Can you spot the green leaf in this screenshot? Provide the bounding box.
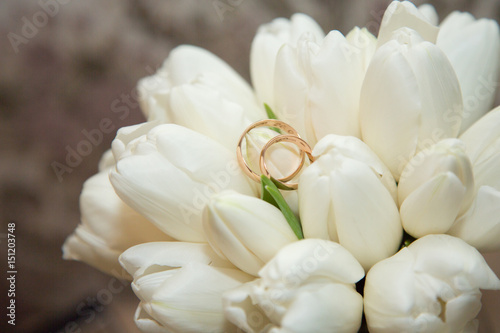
[264,103,277,119]
[260,175,304,239]
[264,103,281,133]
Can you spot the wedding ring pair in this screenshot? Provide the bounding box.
[236,120,315,190]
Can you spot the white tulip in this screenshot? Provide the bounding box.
[139,45,261,124]
[250,13,324,109]
[364,234,500,333]
[223,239,364,333]
[459,106,500,191]
[299,135,402,271]
[437,11,500,133]
[273,27,376,144]
[377,0,439,47]
[449,186,500,252]
[360,27,463,180]
[62,152,171,279]
[398,139,475,238]
[418,4,439,26]
[120,242,253,333]
[203,191,298,276]
[161,79,262,151]
[449,106,500,251]
[110,124,258,242]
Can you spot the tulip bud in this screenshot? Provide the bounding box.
[437,12,500,133]
[449,107,500,251]
[223,239,364,333]
[459,106,500,191]
[418,4,439,26]
[377,0,439,47]
[63,152,171,279]
[250,13,324,109]
[139,45,261,124]
[398,139,475,238]
[203,191,298,276]
[274,28,376,144]
[364,234,500,333]
[164,80,262,151]
[120,242,253,333]
[299,135,402,271]
[110,124,258,243]
[360,27,463,180]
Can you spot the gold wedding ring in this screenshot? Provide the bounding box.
[260,134,315,190]
[236,119,314,190]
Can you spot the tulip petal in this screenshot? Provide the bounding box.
[328,159,402,270]
[360,27,463,180]
[377,1,439,47]
[250,13,324,109]
[364,235,500,333]
[139,262,252,333]
[203,191,298,276]
[280,283,363,333]
[460,106,500,191]
[63,167,171,278]
[274,29,376,144]
[110,124,257,242]
[418,4,439,26]
[259,239,365,285]
[134,305,171,333]
[139,45,258,123]
[449,186,500,252]
[119,242,234,279]
[400,172,466,237]
[438,12,500,132]
[168,81,256,150]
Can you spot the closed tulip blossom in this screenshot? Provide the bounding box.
[203,191,298,276]
[223,239,364,333]
[120,242,253,332]
[110,123,258,242]
[63,1,500,332]
[449,106,500,251]
[364,235,500,333]
[299,134,402,271]
[63,150,172,279]
[398,139,475,238]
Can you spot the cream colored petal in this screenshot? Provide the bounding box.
[110,124,257,242]
[250,13,324,109]
[360,28,462,180]
[377,1,438,47]
[438,12,500,133]
[203,191,298,276]
[449,186,500,252]
[400,172,466,237]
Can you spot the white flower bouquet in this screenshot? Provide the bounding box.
[63,1,500,332]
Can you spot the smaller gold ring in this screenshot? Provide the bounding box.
[259,134,315,190]
[236,120,305,183]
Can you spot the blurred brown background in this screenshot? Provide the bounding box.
[0,0,499,332]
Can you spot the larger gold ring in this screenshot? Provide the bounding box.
[259,134,315,190]
[236,120,305,183]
